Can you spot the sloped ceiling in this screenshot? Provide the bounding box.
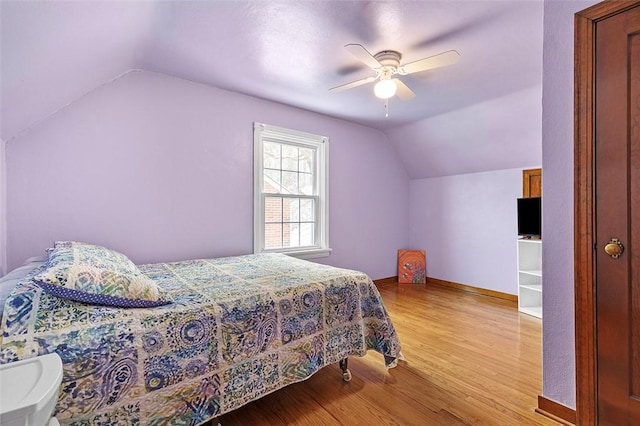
[0,0,543,178]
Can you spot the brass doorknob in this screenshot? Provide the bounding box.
[604,238,624,259]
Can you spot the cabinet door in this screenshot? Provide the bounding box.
[522,168,542,198]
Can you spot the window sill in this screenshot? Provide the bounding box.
[268,247,332,259]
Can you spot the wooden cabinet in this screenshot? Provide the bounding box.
[517,239,542,318]
[522,168,542,198]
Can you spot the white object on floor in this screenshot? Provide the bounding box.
[0,353,63,426]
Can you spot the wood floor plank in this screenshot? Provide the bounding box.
[215,283,559,425]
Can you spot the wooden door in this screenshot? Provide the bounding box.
[575,2,640,425]
[594,5,640,424]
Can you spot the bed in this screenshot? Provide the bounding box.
[0,242,402,425]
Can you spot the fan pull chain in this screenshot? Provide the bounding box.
[385,99,389,118]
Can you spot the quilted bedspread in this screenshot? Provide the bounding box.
[0,253,401,425]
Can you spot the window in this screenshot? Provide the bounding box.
[254,123,330,258]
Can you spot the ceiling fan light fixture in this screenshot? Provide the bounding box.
[374,79,397,99]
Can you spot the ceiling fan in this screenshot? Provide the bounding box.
[330,44,460,100]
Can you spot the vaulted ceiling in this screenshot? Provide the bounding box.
[0,1,543,178]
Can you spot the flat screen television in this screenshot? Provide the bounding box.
[517,197,541,238]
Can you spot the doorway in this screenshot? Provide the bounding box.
[575,1,640,424]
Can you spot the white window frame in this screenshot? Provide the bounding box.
[254,122,330,259]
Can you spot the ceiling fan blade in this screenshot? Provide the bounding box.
[329,75,377,92]
[395,79,416,100]
[344,43,381,69]
[399,50,460,75]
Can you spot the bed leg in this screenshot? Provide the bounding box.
[339,358,352,382]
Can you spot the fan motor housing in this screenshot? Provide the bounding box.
[374,50,402,68]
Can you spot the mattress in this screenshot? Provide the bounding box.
[0,259,46,319]
[0,253,401,425]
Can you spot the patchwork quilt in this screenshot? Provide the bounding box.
[0,253,401,425]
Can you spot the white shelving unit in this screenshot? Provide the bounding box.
[517,239,542,318]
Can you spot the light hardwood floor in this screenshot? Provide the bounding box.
[215,282,559,425]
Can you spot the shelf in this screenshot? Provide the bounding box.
[518,238,541,244]
[519,305,542,318]
[520,284,542,292]
[517,238,542,319]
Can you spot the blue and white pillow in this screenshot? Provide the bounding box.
[34,242,171,308]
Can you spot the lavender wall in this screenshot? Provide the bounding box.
[409,168,530,295]
[0,138,6,276]
[397,79,543,295]
[386,85,543,179]
[0,1,154,141]
[5,70,409,280]
[541,0,598,409]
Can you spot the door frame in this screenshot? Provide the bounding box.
[574,1,640,424]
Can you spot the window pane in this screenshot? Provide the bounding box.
[282,171,299,194]
[300,223,314,246]
[287,223,300,248]
[288,198,300,222]
[255,124,327,256]
[282,145,298,171]
[264,142,281,169]
[264,169,281,193]
[282,197,293,223]
[265,197,282,223]
[282,220,292,247]
[299,148,314,173]
[300,173,314,195]
[265,223,282,249]
[300,199,314,221]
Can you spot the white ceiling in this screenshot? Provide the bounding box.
[0,0,544,177]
